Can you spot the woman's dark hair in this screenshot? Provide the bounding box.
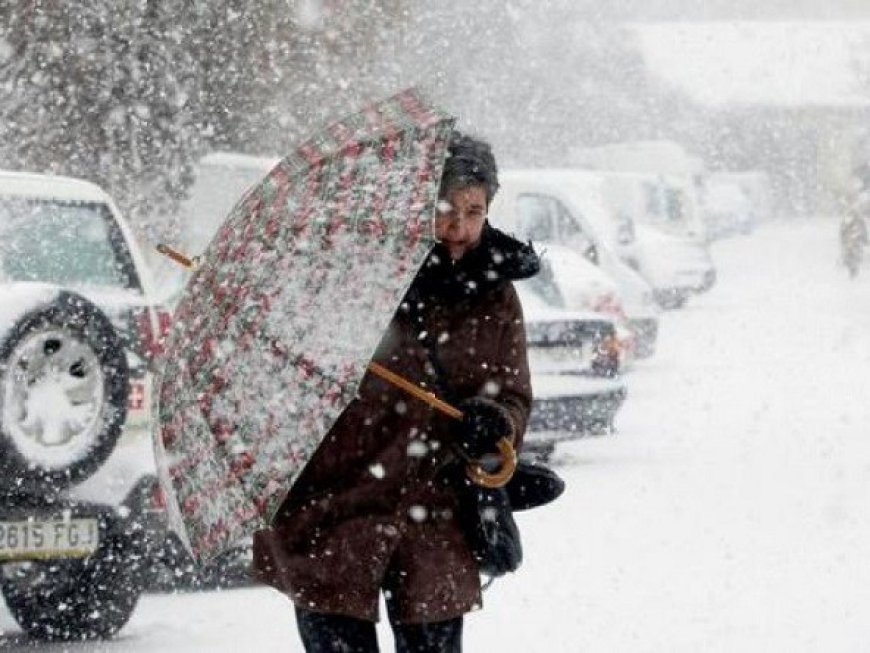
[440,131,499,205]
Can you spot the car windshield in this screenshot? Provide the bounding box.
[0,197,137,289]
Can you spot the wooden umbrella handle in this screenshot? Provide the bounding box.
[367,362,517,488]
[368,362,462,419]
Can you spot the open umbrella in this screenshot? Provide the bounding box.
[154,90,458,562]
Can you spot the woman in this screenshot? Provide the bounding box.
[253,132,539,652]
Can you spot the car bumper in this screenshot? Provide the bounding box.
[526,374,627,442]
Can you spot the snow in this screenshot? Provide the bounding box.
[2,218,869,649]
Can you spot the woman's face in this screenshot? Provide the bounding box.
[434,184,488,260]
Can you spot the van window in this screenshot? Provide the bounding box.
[516,192,598,262]
[516,194,556,241]
[644,182,663,219]
[552,199,583,240]
[665,188,685,222]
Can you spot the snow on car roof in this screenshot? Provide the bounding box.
[0,169,113,204]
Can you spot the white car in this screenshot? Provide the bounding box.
[701,175,756,238]
[517,286,627,460]
[632,224,717,309]
[0,171,170,640]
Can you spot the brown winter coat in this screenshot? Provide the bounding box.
[252,225,536,624]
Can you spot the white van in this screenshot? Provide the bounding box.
[490,171,658,359]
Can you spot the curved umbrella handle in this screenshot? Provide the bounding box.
[367,362,518,488]
[465,437,518,488]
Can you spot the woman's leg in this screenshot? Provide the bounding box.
[294,605,379,653]
[389,617,463,653]
[384,590,462,653]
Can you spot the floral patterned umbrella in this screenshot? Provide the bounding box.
[153,90,455,562]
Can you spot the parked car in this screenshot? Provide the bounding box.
[631,224,717,309]
[518,284,627,461]
[0,170,172,640]
[701,175,756,238]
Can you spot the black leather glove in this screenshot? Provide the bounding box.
[456,397,514,459]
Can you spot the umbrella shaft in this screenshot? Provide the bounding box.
[367,362,463,420]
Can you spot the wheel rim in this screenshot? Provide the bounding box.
[2,328,106,470]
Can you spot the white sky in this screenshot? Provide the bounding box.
[635,21,870,107]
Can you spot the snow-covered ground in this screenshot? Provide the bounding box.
[2,218,869,651]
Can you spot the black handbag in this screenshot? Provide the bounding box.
[454,471,522,578]
[454,457,565,578]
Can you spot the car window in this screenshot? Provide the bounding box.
[0,198,140,289]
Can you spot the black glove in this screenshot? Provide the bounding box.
[456,397,514,459]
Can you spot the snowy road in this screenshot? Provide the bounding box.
[2,219,869,651]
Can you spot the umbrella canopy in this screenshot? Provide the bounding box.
[154,90,455,562]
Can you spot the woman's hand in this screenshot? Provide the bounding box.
[457,397,514,459]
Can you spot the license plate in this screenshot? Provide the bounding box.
[0,518,100,560]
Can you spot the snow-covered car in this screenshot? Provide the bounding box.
[701,175,756,238]
[632,224,717,309]
[518,285,627,461]
[0,170,171,640]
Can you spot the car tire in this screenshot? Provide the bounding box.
[0,291,129,493]
[0,532,142,640]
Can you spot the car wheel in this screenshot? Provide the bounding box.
[0,291,129,493]
[0,533,142,640]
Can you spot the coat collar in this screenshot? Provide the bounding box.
[405,222,540,305]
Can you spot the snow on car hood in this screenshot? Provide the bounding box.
[518,283,616,325]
